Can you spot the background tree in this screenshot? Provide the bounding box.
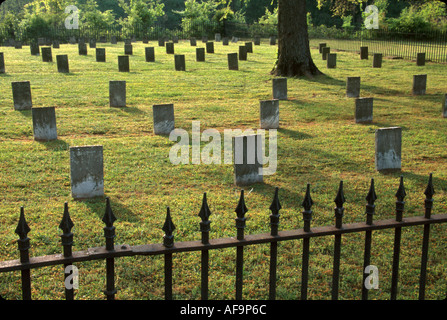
[118,0,165,37]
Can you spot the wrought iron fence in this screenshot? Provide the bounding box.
[0,174,446,300]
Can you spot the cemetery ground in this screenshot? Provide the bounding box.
[0,39,446,300]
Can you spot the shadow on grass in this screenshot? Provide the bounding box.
[36,138,70,151]
[79,195,140,224]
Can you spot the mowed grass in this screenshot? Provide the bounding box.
[0,39,446,300]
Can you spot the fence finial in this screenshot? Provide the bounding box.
[15,206,30,240]
[365,178,377,225]
[235,190,248,240]
[102,197,117,251]
[424,173,435,219]
[334,181,345,229]
[59,202,74,234]
[163,207,175,247]
[199,192,212,245]
[269,187,281,236]
[395,176,406,222]
[302,184,313,232]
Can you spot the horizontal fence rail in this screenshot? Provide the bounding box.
[0,174,446,300]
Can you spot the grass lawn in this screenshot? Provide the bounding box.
[0,39,446,300]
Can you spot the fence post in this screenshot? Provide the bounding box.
[102,197,117,300]
[391,176,406,300]
[163,207,175,300]
[419,173,434,300]
[269,187,281,300]
[362,178,377,300]
[15,207,32,300]
[332,181,345,300]
[59,202,75,300]
[235,190,248,300]
[198,193,212,300]
[301,184,313,300]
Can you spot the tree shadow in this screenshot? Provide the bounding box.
[77,195,139,224]
[277,127,313,140]
[36,138,70,151]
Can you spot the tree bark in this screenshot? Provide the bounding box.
[271,0,322,78]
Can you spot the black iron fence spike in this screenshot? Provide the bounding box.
[366,178,377,205]
[198,192,212,221]
[15,206,30,240]
[59,202,74,234]
[102,197,117,227]
[269,187,282,213]
[334,181,346,208]
[301,183,313,211]
[395,176,407,202]
[163,207,175,247]
[424,173,435,199]
[269,187,281,236]
[235,190,248,219]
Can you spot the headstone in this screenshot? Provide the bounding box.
[173,36,179,43]
[52,40,60,49]
[153,104,175,135]
[254,36,261,45]
[12,81,32,110]
[239,45,247,61]
[111,36,117,44]
[206,41,214,53]
[196,48,205,62]
[272,78,287,100]
[215,33,221,42]
[30,42,40,55]
[260,99,279,129]
[417,52,426,66]
[412,74,427,95]
[100,36,107,43]
[174,54,186,71]
[118,55,129,72]
[360,46,369,60]
[109,81,126,108]
[124,39,131,45]
[124,43,133,55]
[190,37,197,46]
[145,47,155,62]
[32,107,57,141]
[166,42,174,54]
[443,94,447,118]
[56,54,69,73]
[0,52,4,73]
[322,47,330,60]
[69,145,104,199]
[245,42,253,53]
[142,37,148,44]
[233,134,263,186]
[327,53,337,68]
[227,53,238,70]
[346,77,361,98]
[375,127,402,172]
[231,36,239,43]
[41,47,53,62]
[89,38,96,48]
[202,36,208,43]
[373,53,382,68]
[68,36,76,44]
[38,37,46,45]
[222,37,229,45]
[354,97,373,123]
[96,48,106,62]
[78,42,87,55]
[158,38,165,46]
[14,41,22,49]
[319,43,327,53]
[269,36,276,45]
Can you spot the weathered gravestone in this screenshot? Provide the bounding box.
[319,43,327,53]
[118,55,129,72]
[12,81,32,110]
[190,37,197,46]
[346,77,361,98]
[239,45,247,61]
[215,33,221,42]
[327,53,337,68]
[96,48,106,62]
[272,78,287,100]
[174,54,185,71]
[124,39,131,45]
[41,47,52,62]
[39,37,46,45]
[68,36,76,44]
[360,46,369,60]
[355,97,373,123]
[109,81,126,108]
[322,47,330,60]
[153,104,175,135]
[173,36,179,43]
[14,41,22,49]
[111,36,117,44]
[32,107,57,141]
[30,42,39,55]
[0,52,4,73]
[375,127,402,172]
[412,74,427,95]
[124,43,133,55]
[233,134,263,186]
[206,41,214,54]
[417,52,426,66]
[373,53,382,68]
[202,36,208,43]
[100,36,107,43]
[166,42,174,54]
[443,94,447,118]
[145,47,155,62]
[254,36,261,45]
[158,38,165,46]
[231,36,239,43]
[196,48,205,62]
[269,36,276,45]
[245,42,253,53]
[78,42,87,55]
[260,99,279,129]
[70,145,104,199]
[56,54,69,73]
[227,53,238,70]
[222,37,229,46]
[142,37,148,44]
[52,40,60,49]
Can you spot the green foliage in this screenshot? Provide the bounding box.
[173,0,220,36]
[118,0,165,37]
[79,0,116,30]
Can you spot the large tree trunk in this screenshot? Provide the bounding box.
[271,0,322,77]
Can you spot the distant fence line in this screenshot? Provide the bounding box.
[1,20,446,62]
